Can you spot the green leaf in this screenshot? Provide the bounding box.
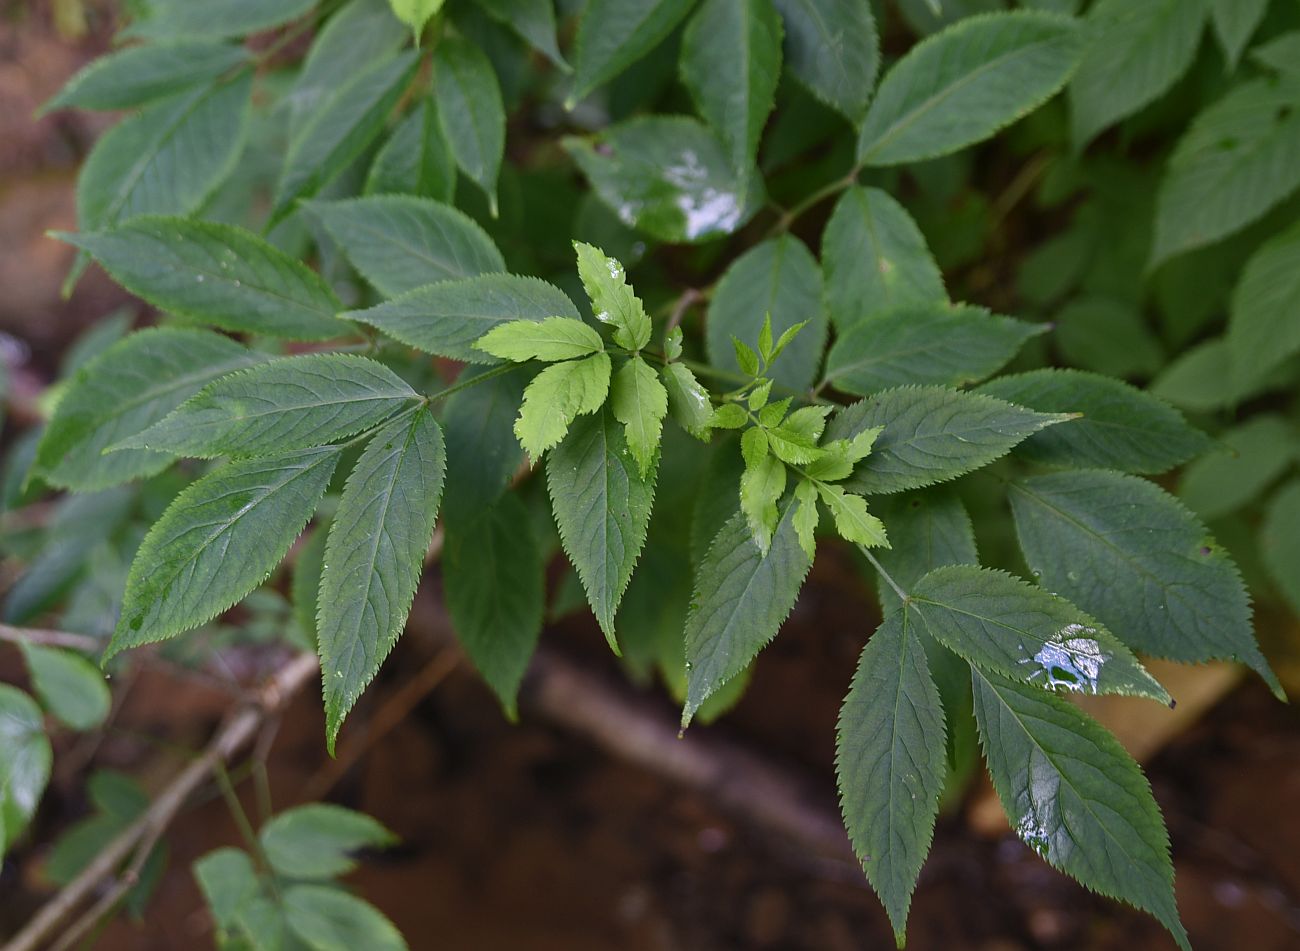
[792,480,819,557]
[479,0,568,68]
[1178,415,1297,520]
[871,489,976,614]
[574,242,651,351]
[40,41,250,114]
[1252,31,1300,76]
[58,218,346,340]
[514,353,612,460]
[1151,77,1300,267]
[307,195,504,298]
[318,410,446,751]
[1226,221,1300,391]
[364,99,456,203]
[76,73,251,234]
[433,36,506,213]
[442,366,528,514]
[816,484,888,548]
[388,0,444,40]
[0,686,51,852]
[1053,296,1164,379]
[857,11,1085,166]
[1068,0,1208,149]
[1210,0,1267,70]
[709,403,749,430]
[1261,479,1300,618]
[610,356,668,477]
[571,0,696,102]
[564,117,761,243]
[272,52,418,223]
[1010,469,1283,699]
[194,848,259,933]
[978,369,1211,474]
[126,0,315,40]
[547,408,657,649]
[823,304,1042,396]
[661,363,713,437]
[284,885,407,951]
[706,236,826,391]
[683,503,813,725]
[349,274,577,364]
[822,186,946,331]
[836,610,946,942]
[106,447,340,661]
[34,328,266,492]
[260,804,395,880]
[740,453,786,551]
[828,386,1072,495]
[445,493,543,717]
[476,317,606,362]
[116,354,418,458]
[292,525,328,650]
[680,0,783,171]
[910,565,1169,701]
[772,0,879,121]
[19,645,110,731]
[972,671,1189,950]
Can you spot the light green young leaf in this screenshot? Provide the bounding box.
[40,41,250,115]
[741,426,770,469]
[479,0,568,68]
[909,565,1170,702]
[870,488,976,614]
[284,885,407,951]
[709,403,749,430]
[1010,469,1283,699]
[740,453,786,551]
[972,671,1189,950]
[105,447,340,662]
[822,186,946,331]
[34,328,266,492]
[1178,415,1296,521]
[444,493,543,717]
[824,305,1043,396]
[1226,222,1300,391]
[858,12,1085,166]
[388,0,444,41]
[610,356,668,477]
[76,73,251,235]
[1069,0,1208,149]
[772,0,879,121]
[125,0,314,40]
[661,363,713,437]
[791,480,819,557]
[433,36,505,213]
[570,0,697,103]
[260,804,396,880]
[272,53,418,223]
[801,426,880,483]
[1261,480,1300,619]
[706,236,826,391]
[58,218,346,340]
[307,195,504,298]
[350,274,575,364]
[680,0,783,172]
[0,686,52,852]
[365,99,456,202]
[766,426,822,466]
[837,610,946,942]
[515,353,612,460]
[1151,77,1300,267]
[574,242,652,351]
[564,117,761,244]
[115,354,418,459]
[816,484,888,548]
[732,338,760,377]
[1210,0,1267,70]
[826,384,1071,493]
[683,503,813,725]
[978,369,1211,474]
[19,645,110,732]
[476,317,606,363]
[547,408,657,649]
[319,410,445,751]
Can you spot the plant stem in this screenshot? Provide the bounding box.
[767,169,861,238]
[860,545,909,603]
[423,361,519,403]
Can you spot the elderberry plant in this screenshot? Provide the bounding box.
[4,0,1298,947]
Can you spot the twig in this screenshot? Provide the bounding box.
[0,625,99,653]
[4,652,319,951]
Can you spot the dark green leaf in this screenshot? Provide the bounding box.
[126,0,315,40]
[40,41,250,114]
[433,36,506,212]
[571,0,696,102]
[318,409,446,751]
[364,99,456,202]
[772,0,878,121]
[479,0,568,68]
[440,366,528,513]
[1178,415,1296,520]
[1210,0,1267,70]
[19,645,110,731]
[105,448,340,661]
[260,804,395,880]
[1053,296,1164,378]
[308,195,505,297]
[0,686,52,851]
[1261,479,1300,618]
[1226,221,1300,391]
[1010,469,1282,698]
